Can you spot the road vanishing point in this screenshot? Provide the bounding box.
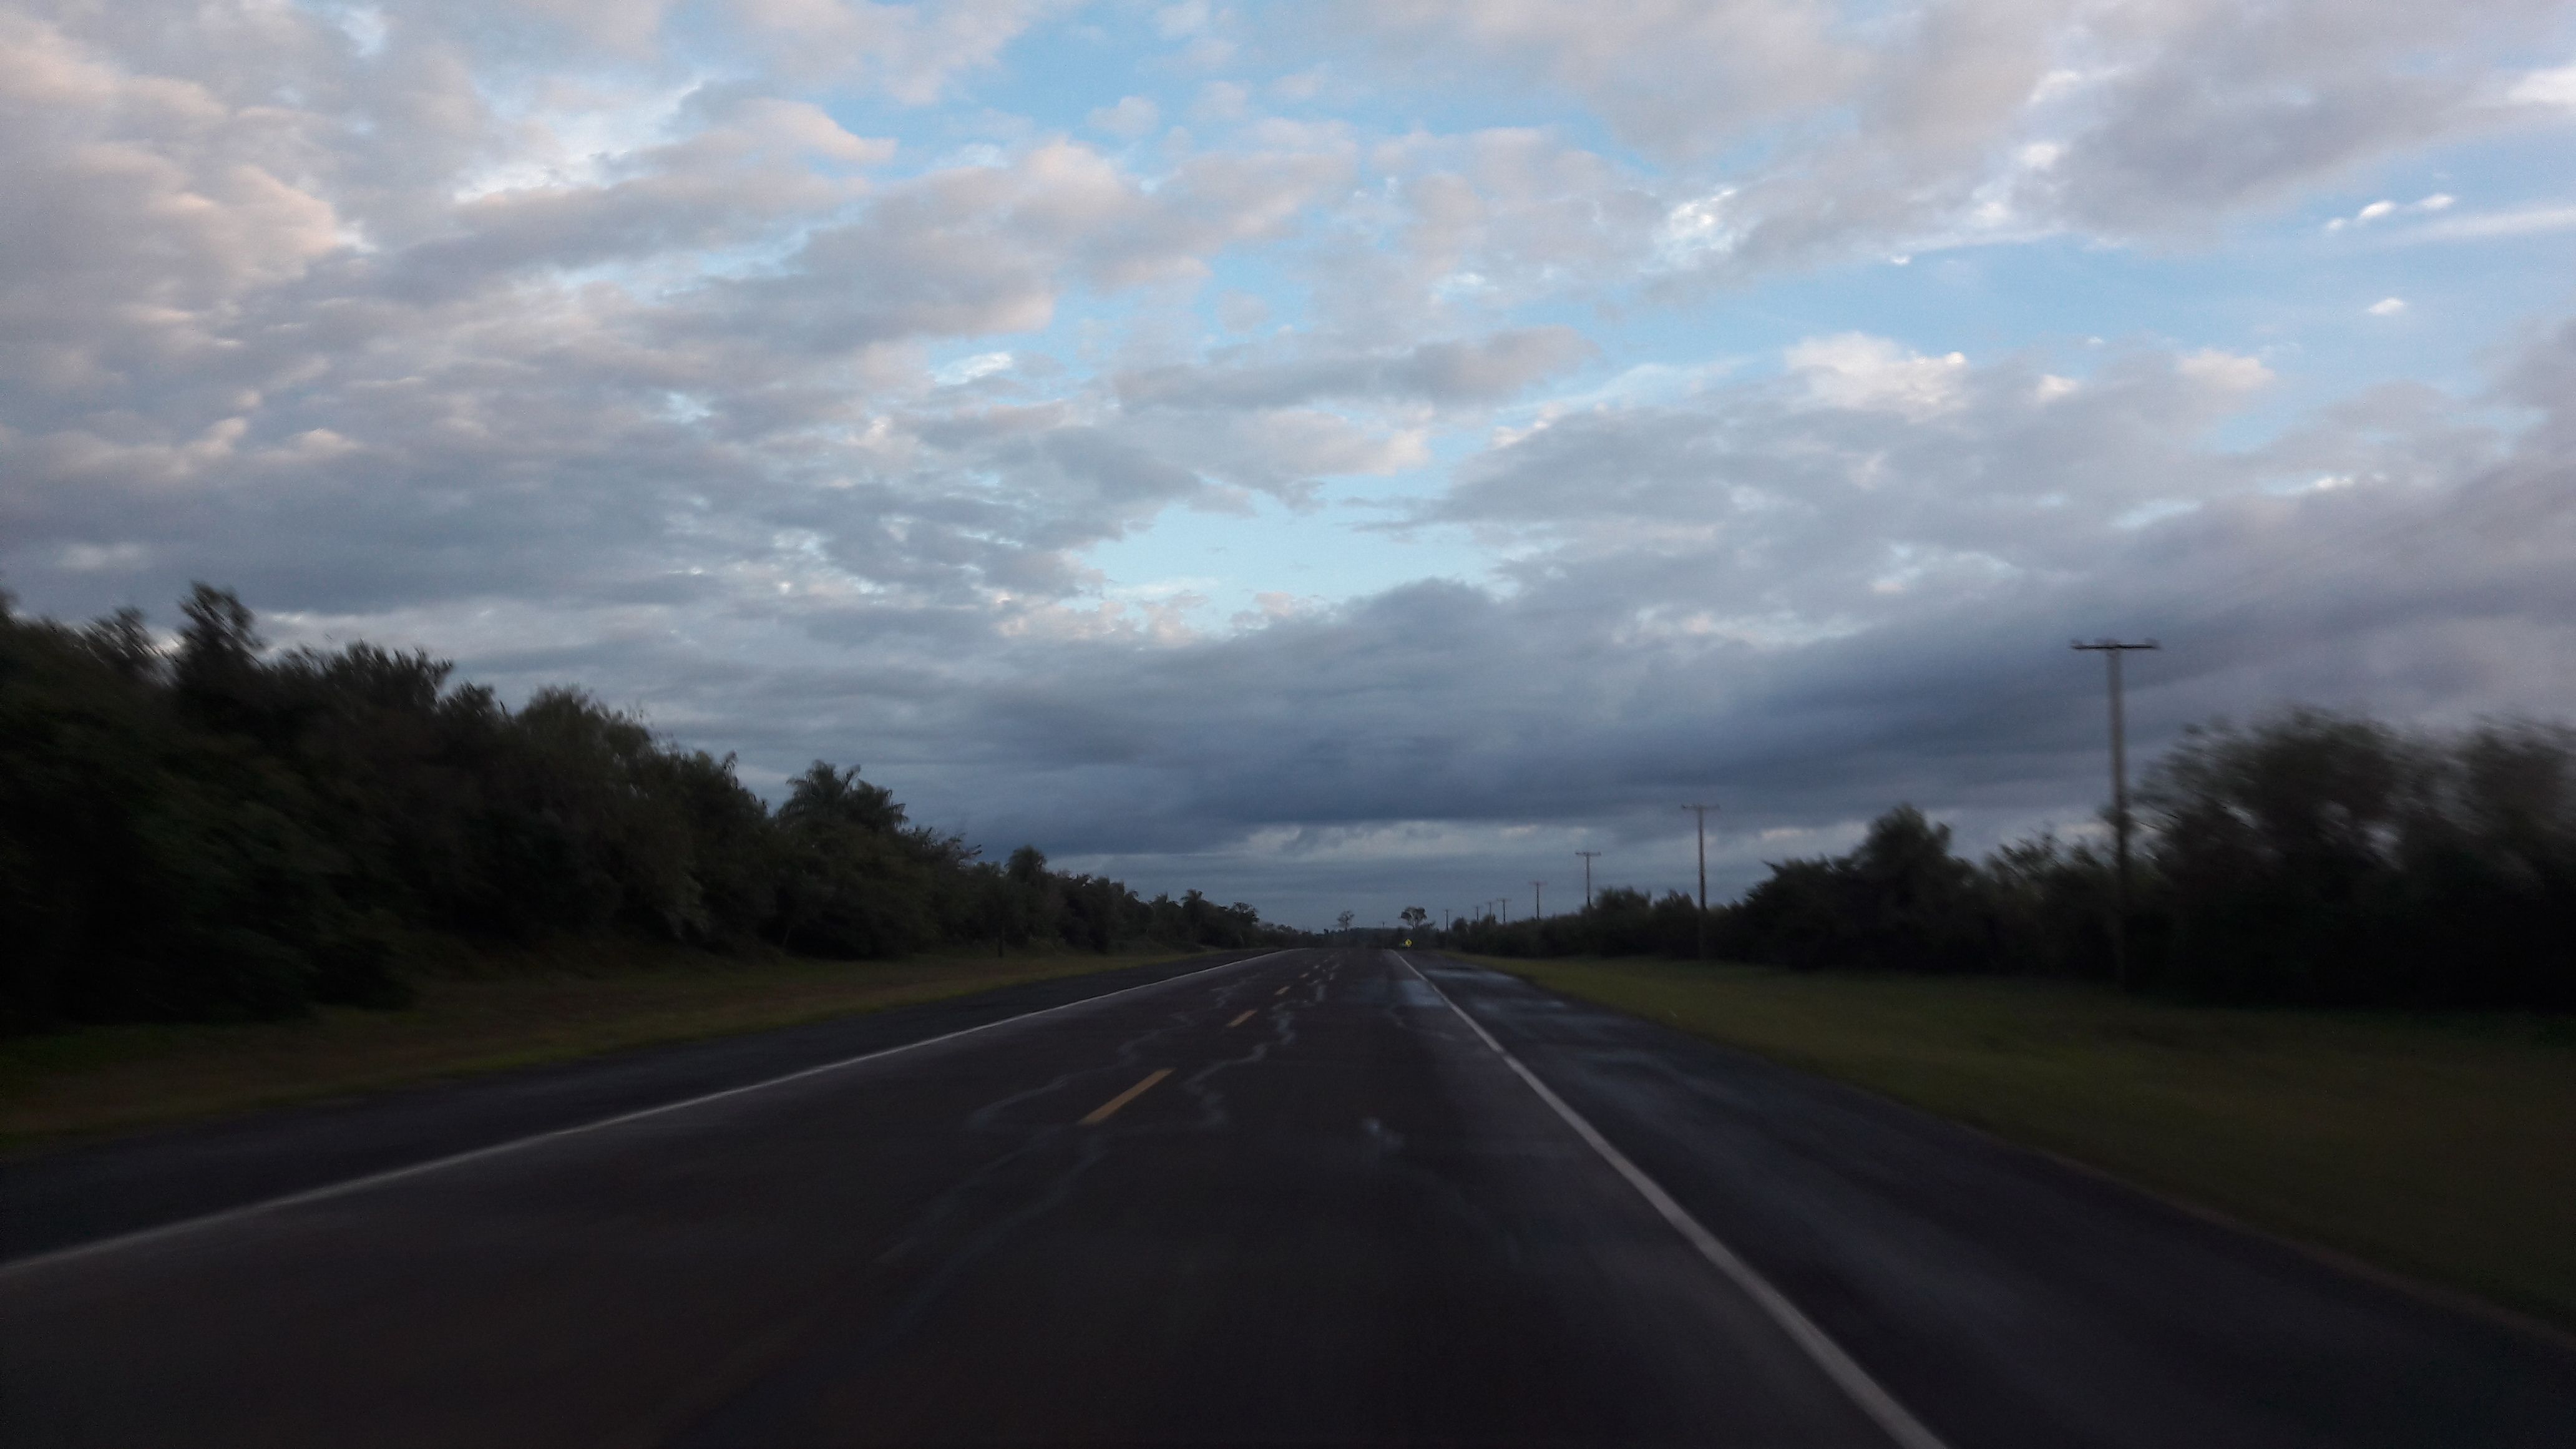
[5,949,2572,1446]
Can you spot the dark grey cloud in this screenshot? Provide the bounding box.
[230,323,2537,934]
[592,324,2575,925]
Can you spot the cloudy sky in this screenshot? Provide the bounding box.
[6,0,2574,927]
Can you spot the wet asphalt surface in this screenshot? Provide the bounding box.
[2,948,2570,1447]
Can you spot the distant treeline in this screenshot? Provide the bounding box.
[0,586,1299,1033]
[1448,710,2576,1010]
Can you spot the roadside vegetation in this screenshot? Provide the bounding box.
[1433,707,2574,1325]
[1449,709,2575,1010]
[1492,957,2576,1332]
[0,944,1203,1147]
[0,585,1301,1037]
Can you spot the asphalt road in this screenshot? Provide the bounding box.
[4,948,2570,1447]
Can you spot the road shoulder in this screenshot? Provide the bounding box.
[1,950,1274,1266]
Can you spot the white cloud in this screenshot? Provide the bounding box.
[2174,349,2275,392]
[2508,64,2576,109]
[2368,297,2408,316]
[1192,80,1251,122]
[934,350,1015,384]
[1335,0,2570,267]
[732,0,1068,102]
[330,6,389,57]
[2411,204,2576,242]
[1657,190,1738,265]
[1087,95,1160,139]
[1786,334,1969,419]
[2324,193,2456,231]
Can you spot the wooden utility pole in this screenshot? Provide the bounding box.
[1531,881,1544,920]
[1681,803,1716,959]
[2072,640,2159,991]
[1575,851,1601,910]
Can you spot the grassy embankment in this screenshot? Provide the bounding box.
[0,944,1197,1149]
[1483,956,2576,1333]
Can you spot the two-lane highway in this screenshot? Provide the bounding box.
[4,949,2571,1446]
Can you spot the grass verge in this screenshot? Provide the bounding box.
[0,944,1195,1150]
[1480,955,2576,1333]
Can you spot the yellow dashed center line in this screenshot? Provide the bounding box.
[1226,1009,1256,1028]
[1080,1068,1173,1125]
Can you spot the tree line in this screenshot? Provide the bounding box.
[0,586,1299,1034]
[1443,710,2575,1010]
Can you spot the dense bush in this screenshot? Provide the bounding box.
[2142,711,2576,1007]
[1437,710,2575,1010]
[1445,886,1704,960]
[0,587,1300,1033]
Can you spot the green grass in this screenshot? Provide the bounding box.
[0,944,1196,1150]
[1482,956,2576,1332]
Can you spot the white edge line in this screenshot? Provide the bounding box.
[4,950,1294,1280]
[1393,953,1950,1449]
